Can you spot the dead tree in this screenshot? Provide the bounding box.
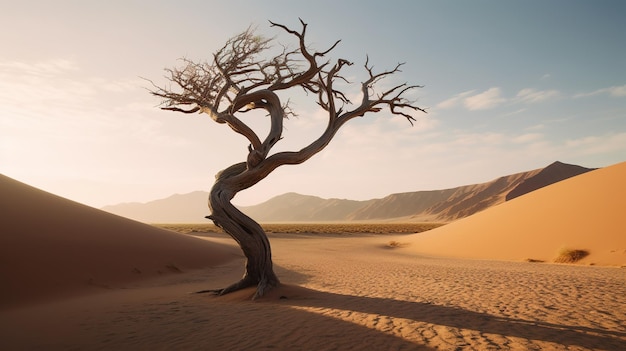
[150,20,426,299]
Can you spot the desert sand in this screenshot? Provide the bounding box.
[400,161,626,266]
[1,162,625,350]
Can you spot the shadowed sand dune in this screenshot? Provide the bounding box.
[0,174,240,307]
[401,161,626,266]
[506,161,594,201]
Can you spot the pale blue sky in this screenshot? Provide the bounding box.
[1,1,625,208]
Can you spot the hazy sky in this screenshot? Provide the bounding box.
[1,0,625,208]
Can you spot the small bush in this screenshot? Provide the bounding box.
[387,240,408,248]
[525,258,544,263]
[554,248,589,263]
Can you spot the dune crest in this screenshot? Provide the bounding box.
[403,161,626,266]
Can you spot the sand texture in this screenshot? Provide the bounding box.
[1,162,625,350]
[1,234,625,350]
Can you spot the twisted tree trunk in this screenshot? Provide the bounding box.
[205,162,279,299]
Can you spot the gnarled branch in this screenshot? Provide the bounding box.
[149,20,426,299]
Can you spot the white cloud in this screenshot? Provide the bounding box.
[526,124,545,131]
[435,90,475,109]
[573,84,626,98]
[439,86,561,112]
[452,132,507,146]
[512,133,543,144]
[516,88,560,103]
[503,108,527,116]
[609,85,626,97]
[0,59,78,76]
[438,86,560,111]
[0,60,99,135]
[565,132,626,154]
[463,87,506,110]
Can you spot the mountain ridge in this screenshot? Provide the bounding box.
[505,161,596,201]
[101,161,595,223]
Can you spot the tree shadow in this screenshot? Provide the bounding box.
[202,252,624,350]
[268,285,626,351]
[269,263,625,349]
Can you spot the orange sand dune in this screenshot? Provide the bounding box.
[402,161,626,266]
[1,168,625,350]
[0,174,240,308]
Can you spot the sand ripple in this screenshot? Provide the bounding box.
[1,235,624,350]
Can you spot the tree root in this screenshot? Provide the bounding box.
[194,276,279,300]
[252,275,279,299]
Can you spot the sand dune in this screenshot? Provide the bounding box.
[1,163,625,350]
[0,174,240,307]
[401,161,626,266]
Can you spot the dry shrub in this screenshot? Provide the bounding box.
[554,248,589,263]
[387,240,408,248]
[525,258,545,263]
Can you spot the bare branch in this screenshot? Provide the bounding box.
[149,19,426,176]
[149,19,427,299]
[162,106,200,114]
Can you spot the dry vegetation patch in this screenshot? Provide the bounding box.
[554,248,590,263]
[156,222,443,236]
[386,240,409,248]
[524,258,545,263]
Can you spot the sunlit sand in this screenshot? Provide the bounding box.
[1,162,625,350]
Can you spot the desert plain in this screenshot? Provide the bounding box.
[1,162,625,350]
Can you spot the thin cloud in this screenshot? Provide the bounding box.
[450,132,507,146]
[439,86,560,111]
[526,123,545,131]
[0,58,78,76]
[516,88,560,103]
[503,108,527,116]
[0,59,97,120]
[565,132,626,154]
[0,58,146,115]
[463,87,506,110]
[573,84,626,98]
[512,133,543,144]
[436,90,475,109]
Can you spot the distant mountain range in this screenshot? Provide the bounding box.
[101,161,595,223]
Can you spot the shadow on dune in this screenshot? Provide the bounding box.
[197,296,434,351]
[0,290,434,351]
[270,286,625,351]
[201,263,623,350]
